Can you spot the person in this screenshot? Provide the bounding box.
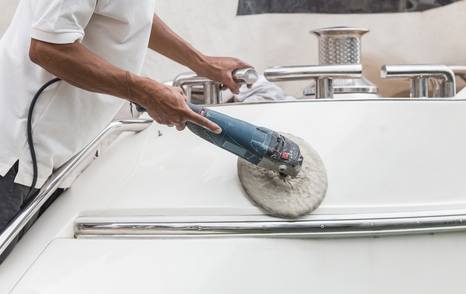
[0,1,249,244]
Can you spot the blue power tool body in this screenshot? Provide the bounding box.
[187,103,304,177]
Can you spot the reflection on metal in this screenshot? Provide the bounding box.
[237,0,460,15]
[173,68,259,105]
[174,73,221,105]
[303,79,378,97]
[450,65,466,82]
[305,26,379,98]
[0,119,153,258]
[381,64,456,98]
[75,209,466,239]
[264,64,362,98]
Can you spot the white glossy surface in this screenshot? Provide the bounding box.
[11,235,466,294]
[3,99,466,292]
[66,100,466,212]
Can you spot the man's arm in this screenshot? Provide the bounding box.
[149,15,250,94]
[29,39,221,133]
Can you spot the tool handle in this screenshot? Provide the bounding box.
[187,102,228,134]
[186,102,266,166]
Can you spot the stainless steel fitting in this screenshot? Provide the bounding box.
[381,65,456,98]
[232,68,259,87]
[304,26,378,98]
[173,73,221,104]
[313,26,369,65]
[264,64,362,98]
[173,68,259,105]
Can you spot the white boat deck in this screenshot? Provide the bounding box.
[2,99,466,293]
[2,0,466,292]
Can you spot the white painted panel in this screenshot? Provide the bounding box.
[12,235,466,294]
[2,99,466,292]
[65,100,466,214]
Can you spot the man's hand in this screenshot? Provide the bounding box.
[135,77,221,133]
[195,56,251,94]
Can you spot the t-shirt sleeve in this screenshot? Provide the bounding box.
[31,0,97,44]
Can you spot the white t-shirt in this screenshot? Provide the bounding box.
[0,0,156,188]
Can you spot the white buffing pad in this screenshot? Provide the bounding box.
[237,134,328,219]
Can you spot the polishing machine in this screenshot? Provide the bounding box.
[187,102,304,178]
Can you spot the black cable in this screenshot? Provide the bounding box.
[27,78,61,196]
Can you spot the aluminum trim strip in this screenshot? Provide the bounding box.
[74,209,466,239]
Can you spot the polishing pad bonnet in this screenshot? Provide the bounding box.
[237,134,328,218]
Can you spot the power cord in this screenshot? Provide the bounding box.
[27,78,61,196]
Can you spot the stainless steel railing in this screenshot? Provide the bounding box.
[173,68,258,105]
[74,209,466,239]
[264,64,362,98]
[0,119,152,257]
[381,65,456,98]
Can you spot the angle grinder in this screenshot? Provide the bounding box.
[187,103,304,178]
[186,90,328,219]
[137,68,304,178]
[184,68,303,178]
[165,68,325,218]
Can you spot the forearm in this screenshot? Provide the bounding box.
[148,15,208,73]
[28,38,221,133]
[29,39,158,108]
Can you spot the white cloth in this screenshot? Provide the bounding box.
[0,0,156,188]
[222,75,296,103]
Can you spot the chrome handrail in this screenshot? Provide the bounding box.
[74,209,466,239]
[381,65,456,98]
[264,64,362,82]
[264,64,363,98]
[173,68,259,105]
[0,119,153,257]
[173,72,222,104]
